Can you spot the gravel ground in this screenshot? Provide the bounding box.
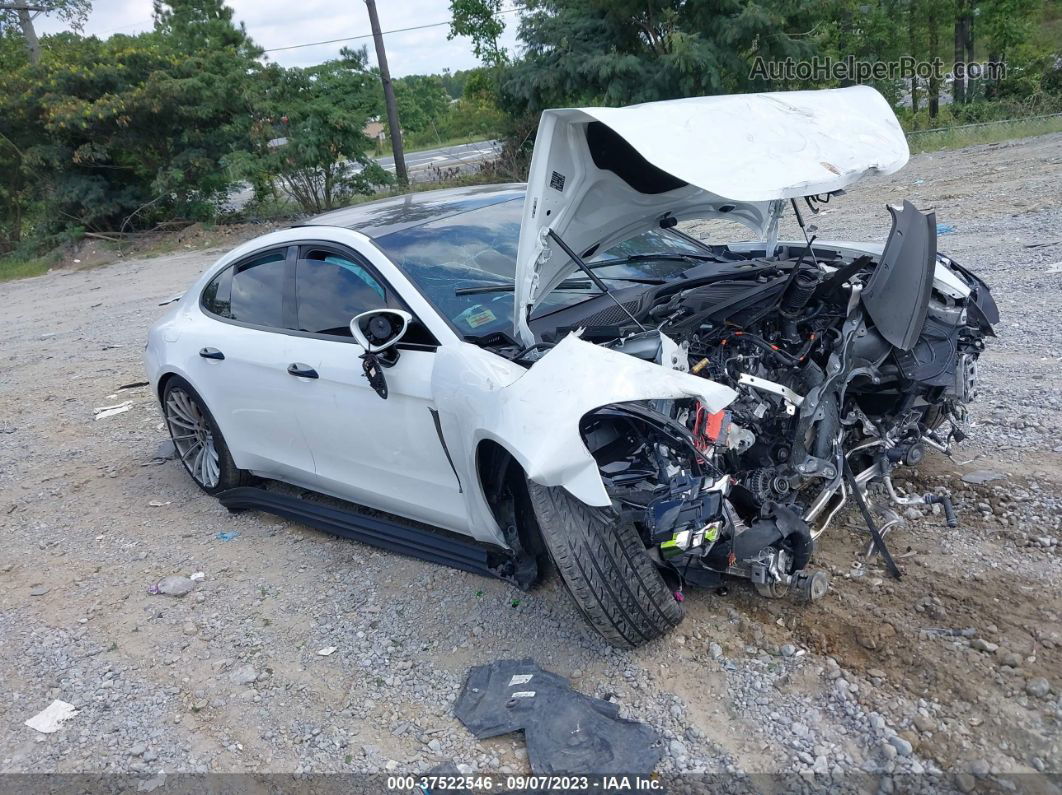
[1,133,1060,792]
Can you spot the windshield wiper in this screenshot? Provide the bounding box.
[454,275,664,296]
[588,253,720,268]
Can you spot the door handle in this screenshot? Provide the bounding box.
[287,363,319,379]
[199,347,225,360]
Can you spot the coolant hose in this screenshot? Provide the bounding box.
[924,494,958,528]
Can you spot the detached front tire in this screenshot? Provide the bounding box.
[525,480,684,648]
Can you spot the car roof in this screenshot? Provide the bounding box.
[300,182,526,239]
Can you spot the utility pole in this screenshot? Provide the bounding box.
[0,3,44,64]
[364,0,408,187]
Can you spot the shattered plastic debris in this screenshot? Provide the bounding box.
[189,571,205,581]
[215,531,239,542]
[25,700,78,733]
[936,223,956,235]
[93,400,133,420]
[117,381,150,391]
[454,659,662,775]
[158,293,183,306]
[316,646,337,656]
[148,575,195,597]
[148,500,171,507]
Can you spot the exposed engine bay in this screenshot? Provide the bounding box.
[518,201,999,599]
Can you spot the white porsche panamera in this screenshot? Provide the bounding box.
[145,87,996,647]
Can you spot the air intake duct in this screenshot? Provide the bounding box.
[781,268,820,316]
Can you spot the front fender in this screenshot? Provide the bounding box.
[432,334,736,542]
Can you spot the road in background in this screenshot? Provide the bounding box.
[378,139,501,181]
[226,138,501,212]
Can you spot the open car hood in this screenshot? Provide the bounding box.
[514,85,909,343]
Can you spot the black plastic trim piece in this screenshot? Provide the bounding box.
[217,487,507,580]
[428,408,463,493]
[862,201,935,351]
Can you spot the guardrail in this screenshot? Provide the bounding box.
[905,112,1062,138]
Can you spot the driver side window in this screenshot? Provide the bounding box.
[295,249,396,336]
[294,247,437,347]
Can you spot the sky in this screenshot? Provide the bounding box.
[35,0,523,76]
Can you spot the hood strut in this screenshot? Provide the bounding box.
[546,228,646,333]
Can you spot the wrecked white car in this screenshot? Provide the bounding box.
[145,86,996,648]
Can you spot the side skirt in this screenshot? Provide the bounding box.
[217,487,532,588]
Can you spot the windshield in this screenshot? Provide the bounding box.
[373,196,703,338]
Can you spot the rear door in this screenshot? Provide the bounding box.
[192,245,317,484]
[283,243,469,532]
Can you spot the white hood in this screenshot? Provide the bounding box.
[514,85,909,343]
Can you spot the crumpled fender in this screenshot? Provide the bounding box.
[432,334,736,545]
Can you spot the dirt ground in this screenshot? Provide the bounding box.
[1,134,1060,791]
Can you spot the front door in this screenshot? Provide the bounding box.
[284,245,468,532]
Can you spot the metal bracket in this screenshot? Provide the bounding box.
[738,373,804,415]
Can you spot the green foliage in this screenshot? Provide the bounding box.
[392,73,453,136]
[236,49,392,214]
[503,0,822,112]
[0,0,264,250]
[448,0,508,67]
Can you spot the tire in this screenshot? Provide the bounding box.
[524,480,684,648]
[161,376,252,496]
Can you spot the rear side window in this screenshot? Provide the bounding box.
[201,267,233,317]
[229,251,287,327]
[296,250,396,336]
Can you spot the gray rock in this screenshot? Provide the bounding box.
[29,585,49,597]
[780,644,796,658]
[228,664,258,686]
[969,759,991,777]
[913,714,936,733]
[962,469,1006,485]
[708,642,723,659]
[1026,677,1050,698]
[999,651,1022,668]
[970,638,998,653]
[669,739,688,759]
[152,576,194,597]
[888,735,913,756]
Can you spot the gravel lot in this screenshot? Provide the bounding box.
[1,133,1060,791]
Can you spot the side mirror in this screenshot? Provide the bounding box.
[349,308,412,353]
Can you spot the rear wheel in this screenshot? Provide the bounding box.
[525,480,684,648]
[162,376,251,495]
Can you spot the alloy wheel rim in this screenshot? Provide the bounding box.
[165,388,220,488]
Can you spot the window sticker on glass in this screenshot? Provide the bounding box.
[459,305,497,329]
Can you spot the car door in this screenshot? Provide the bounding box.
[283,243,468,532]
[193,245,317,485]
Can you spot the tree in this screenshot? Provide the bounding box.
[0,0,90,64]
[980,0,1044,98]
[504,0,822,112]
[0,0,265,247]
[448,0,508,68]
[392,74,452,136]
[239,50,392,214]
